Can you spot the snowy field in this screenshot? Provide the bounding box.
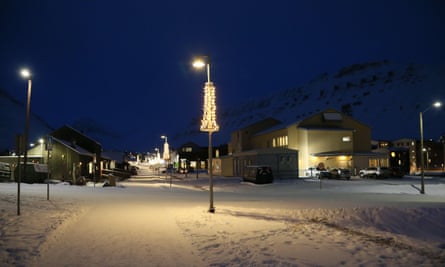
[1,168,445,266]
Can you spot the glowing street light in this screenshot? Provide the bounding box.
[193,56,219,213]
[419,101,442,194]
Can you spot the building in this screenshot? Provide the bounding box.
[225,109,388,177]
[0,125,120,183]
[177,141,228,175]
[392,138,445,174]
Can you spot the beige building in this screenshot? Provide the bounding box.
[226,109,388,177]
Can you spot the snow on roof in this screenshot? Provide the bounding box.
[52,136,93,156]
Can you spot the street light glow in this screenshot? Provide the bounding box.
[20,69,31,78]
[433,101,442,108]
[192,59,206,68]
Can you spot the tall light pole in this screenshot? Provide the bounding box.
[193,56,219,213]
[419,101,442,194]
[18,68,32,216]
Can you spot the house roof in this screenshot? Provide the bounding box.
[52,136,93,157]
[253,123,287,136]
[293,108,371,130]
[252,108,369,137]
[298,126,356,131]
[52,125,102,150]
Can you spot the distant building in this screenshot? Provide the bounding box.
[392,138,445,174]
[177,142,228,174]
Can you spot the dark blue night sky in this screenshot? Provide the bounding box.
[1,0,444,151]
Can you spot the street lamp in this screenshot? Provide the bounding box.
[18,68,32,215]
[419,101,442,194]
[193,56,219,213]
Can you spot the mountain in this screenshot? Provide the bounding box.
[174,60,445,145]
[0,88,54,153]
[2,60,444,152]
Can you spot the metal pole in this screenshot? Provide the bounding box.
[196,158,199,179]
[206,63,211,83]
[16,135,22,216]
[208,131,215,213]
[420,111,425,194]
[47,146,50,200]
[23,79,32,180]
[18,79,32,215]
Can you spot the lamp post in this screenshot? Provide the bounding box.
[419,101,442,194]
[18,69,32,216]
[193,56,219,213]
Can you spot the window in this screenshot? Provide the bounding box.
[272,136,288,148]
[182,147,192,152]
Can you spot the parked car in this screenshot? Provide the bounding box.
[390,167,405,178]
[305,167,322,177]
[378,167,391,178]
[0,162,11,181]
[243,165,274,184]
[359,167,391,178]
[13,163,48,183]
[329,168,351,180]
[318,169,332,179]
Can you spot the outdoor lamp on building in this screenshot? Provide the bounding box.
[192,56,219,213]
[419,101,442,194]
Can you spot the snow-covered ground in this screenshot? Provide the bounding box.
[1,166,445,266]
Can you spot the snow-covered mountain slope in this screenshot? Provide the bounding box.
[174,60,445,145]
[2,60,444,151]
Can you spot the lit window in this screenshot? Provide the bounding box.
[272,136,288,148]
[182,147,192,152]
[342,136,351,142]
